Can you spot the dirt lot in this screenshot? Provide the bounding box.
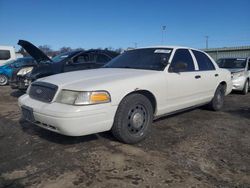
[0,86,249,188]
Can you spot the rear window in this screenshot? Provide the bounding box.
[0,50,11,60]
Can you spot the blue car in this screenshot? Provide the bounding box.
[0,57,35,86]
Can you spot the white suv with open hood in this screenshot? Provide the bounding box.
[18,46,232,144]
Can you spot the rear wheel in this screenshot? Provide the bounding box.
[208,84,226,111]
[111,93,153,144]
[0,74,8,86]
[242,80,249,95]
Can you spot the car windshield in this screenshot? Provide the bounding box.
[103,48,173,71]
[40,51,77,64]
[217,58,246,69]
[51,52,72,63]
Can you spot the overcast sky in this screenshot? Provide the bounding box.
[0,0,250,50]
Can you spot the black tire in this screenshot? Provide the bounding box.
[111,93,153,144]
[0,74,8,86]
[242,80,249,95]
[208,84,226,111]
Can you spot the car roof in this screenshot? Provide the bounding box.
[134,46,205,52]
[85,49,120,58]
[137,45,188,49]
[217,57,247,60]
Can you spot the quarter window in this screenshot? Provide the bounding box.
[0,50,11,60]
[192,50,215,71]
[96,54,111,64]
[170,49,195,72]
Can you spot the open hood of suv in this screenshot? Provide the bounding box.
[18,40,52,63]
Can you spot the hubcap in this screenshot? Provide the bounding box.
[127,104,147,134]
[132,112,144,128]
[0,75,7,84]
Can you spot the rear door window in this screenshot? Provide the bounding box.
[0,50,11,60]
[192,50,215,71]
[73,53,94,64]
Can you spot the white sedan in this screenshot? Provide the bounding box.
[18,46,232,144]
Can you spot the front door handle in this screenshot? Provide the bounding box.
[215,74,219,77]
[195,75,201,79]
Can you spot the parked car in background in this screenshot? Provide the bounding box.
[0,46,22,66]
[11,40,119,90]
[19,46,232,144]
[217,57,250,94]
[0,57,35,86]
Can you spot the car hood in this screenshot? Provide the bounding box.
[0,64,12,71]
[18,40,52,63]
[38,68,159,90]
[0,64,9,69]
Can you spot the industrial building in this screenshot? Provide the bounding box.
[203,46,250,61]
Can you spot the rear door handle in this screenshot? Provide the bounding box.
[195,75,201,79]
[215,74,219,77]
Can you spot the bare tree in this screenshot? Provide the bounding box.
[59,47,73,53]
[38,45,53,56]
[74,47,85,51]
[104,47,114,51]
[115,48,124,53]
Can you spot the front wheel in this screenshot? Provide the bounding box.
[0,74,8,86]
[242,80,249,95]
[208,84,226,111]
[111,93,153,144]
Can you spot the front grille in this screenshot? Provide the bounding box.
[29,82,58,103]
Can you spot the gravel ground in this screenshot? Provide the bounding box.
[0,86,250,188]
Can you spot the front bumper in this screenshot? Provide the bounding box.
[18,94,118,136]
[9,75,31,90]
[232,77,246,91]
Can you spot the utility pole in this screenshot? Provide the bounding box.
[205,36,209,49]
[161,25,166,45]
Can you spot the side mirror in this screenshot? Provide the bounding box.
[169,62,188,72]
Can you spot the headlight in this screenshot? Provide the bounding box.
[56,90,111,105]
[232,71,244,79]
[17,67,33,76]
